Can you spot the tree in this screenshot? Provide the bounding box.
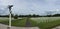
[11,13,14,17]
[53,14,60,17]
[14,14,18,19]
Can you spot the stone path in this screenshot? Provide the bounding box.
[0,24,39,29]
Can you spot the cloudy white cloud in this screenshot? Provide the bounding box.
[0,0,60,15]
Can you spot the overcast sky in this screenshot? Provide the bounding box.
[0,0,60,15]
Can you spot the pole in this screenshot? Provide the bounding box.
[7,5,13,29]
[7,10,11,29]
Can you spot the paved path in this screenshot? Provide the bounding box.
[52,26,60,29]
[26,18,31,27]
[0,24,39,29]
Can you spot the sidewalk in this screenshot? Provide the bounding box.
[0,24,39,29]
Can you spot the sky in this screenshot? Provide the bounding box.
[0,0,60,15]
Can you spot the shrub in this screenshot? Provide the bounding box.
[14,14,18,19]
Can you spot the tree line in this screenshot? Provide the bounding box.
[0,14,60,17]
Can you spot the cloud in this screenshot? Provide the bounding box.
[0,0,60,15]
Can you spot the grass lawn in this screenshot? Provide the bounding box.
[11,18,26,27]
[0,19,9,24]
[0,18,27,27]
[31,17,60,29]
[0,17,37,27]
[38,20,60,29]
[0,17,60,29]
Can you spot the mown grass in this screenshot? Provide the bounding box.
[0,19,9,25]
[0,18,38,27]
[31,17,60,29]
[0,17,60,29]
[11,19,26,27]
[38,19,60,29]
[0,18,27,27]
[29,19,38,27]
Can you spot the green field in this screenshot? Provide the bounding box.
[0,17,60,29]
[31,17,60,29]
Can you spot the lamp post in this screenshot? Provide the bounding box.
[7,5,13,29]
